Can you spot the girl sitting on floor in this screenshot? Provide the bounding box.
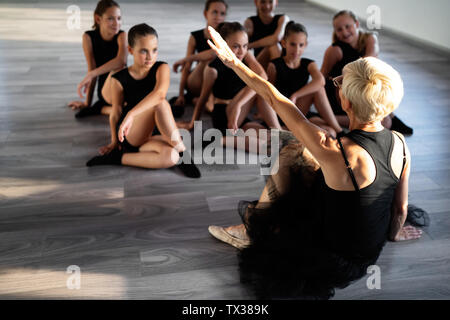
[86,23,200,178]
[69,0,127,119]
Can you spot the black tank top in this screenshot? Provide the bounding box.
[112,62,166,119]
[85,28,124,100]
[249,14,283,57]
[190,29,210,53]
[209,58,247,100]
[271,57,313,97]
[319,129,405,259]
[325,40,362,114]
[328,40,362,78]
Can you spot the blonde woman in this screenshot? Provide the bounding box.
[206,26,422,299]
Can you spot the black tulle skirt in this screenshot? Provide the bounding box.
[236,131,381,300]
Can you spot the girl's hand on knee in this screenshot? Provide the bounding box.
[68,100,86,110]
[77,72,94,98]
[173,59,186,73]
[118,114,134,142]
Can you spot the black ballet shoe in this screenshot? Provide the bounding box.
[75,100,103,119]
[86,148,123,167]
[169,96,185,118]
[184,90,194,105]
[390,116,413,135]
[406,204,430,227]
[176,151,201,178]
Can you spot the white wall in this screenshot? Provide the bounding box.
[306,0,450,51]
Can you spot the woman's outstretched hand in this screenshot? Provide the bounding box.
[394,225,423,241]
[207,26,237,69]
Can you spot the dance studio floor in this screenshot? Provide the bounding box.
[0,0,449,299]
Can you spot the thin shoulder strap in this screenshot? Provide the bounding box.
[337,135,360,192]
[392,131,407,178]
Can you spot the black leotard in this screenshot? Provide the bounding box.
[325,40,362,115]
[248,14,283,57]
[271,57,314,126]
[209,57,246,100]
[209,58,249,134]
[112,61,166,151]
[271,57,313,98]
[190,29,210,53]
[85,28,124,101]
[322,128,405,257]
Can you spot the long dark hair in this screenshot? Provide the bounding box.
[92,0,120,29]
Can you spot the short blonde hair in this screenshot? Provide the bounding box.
[342,57,404,123]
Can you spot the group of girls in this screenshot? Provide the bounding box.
[68,0,413,175]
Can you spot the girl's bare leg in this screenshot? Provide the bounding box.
[256,44,282,70]
[121,100,185,168]
[100,71,124,115]
[186,61,208,97]
[256,95,282,129]
[310,88,343,133]
[122,137,180,169]
[221,97,267,153]
[125,100,184,152]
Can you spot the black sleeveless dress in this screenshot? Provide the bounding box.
[111,61,167,152]
[237,128,406,299]
[85,28,124,102]
[208,57,249,134]
[271,57,314,126]
[248,14,283,57]
[325,40,362,115]
[190,29,211,53]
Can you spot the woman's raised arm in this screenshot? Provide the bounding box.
[207,26,335,163]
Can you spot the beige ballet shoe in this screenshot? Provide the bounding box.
[208,225,250,250]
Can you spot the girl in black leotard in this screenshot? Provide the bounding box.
[171,0,228,116]
[244,0,289,69]
[86,24,200,178]
[176,22,280,151]
[264,21,342,136]
[68,0,127,118]
[321,10,413,134]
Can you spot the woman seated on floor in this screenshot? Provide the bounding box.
[206,26,422,299]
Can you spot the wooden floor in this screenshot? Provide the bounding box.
[0,0,449,300]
